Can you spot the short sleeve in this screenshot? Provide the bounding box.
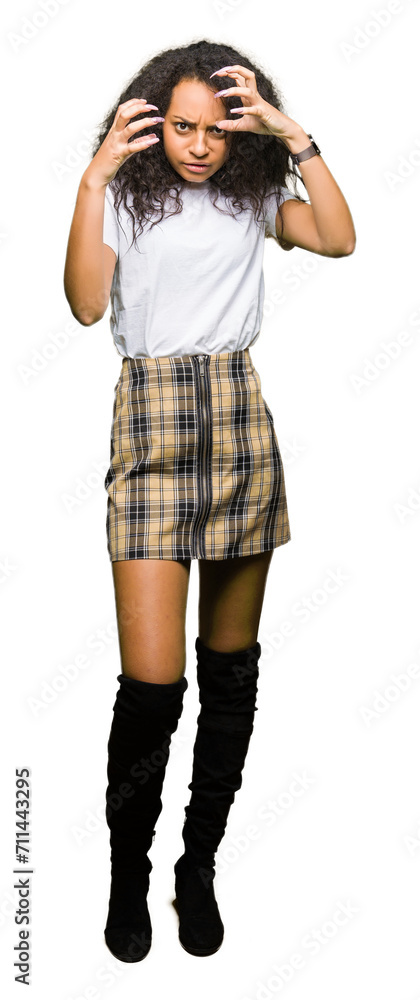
[264,185,297,239]
[103,186,119,255]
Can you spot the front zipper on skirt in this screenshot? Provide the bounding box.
[192,355,212,557]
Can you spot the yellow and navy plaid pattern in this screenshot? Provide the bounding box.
[104,348,291,561]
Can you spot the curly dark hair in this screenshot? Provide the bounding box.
[91,38,307,250]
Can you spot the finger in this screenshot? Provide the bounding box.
[121,98,150,105]
[213,85,255,100]
[230,105,259,115]
[125,106,160,116]
[130,134,160,147]
[126,116,165,134]
[117,100,159,120]
[209,66,234,78]
[117,99,156,115]
[215,65,256,81]
[213,118,244,132]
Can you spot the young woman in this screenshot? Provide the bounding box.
[64,39,355,964]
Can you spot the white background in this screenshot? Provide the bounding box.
[2,0,420,997]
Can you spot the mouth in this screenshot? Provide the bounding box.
[183,163,209,172]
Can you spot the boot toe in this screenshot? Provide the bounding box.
[174,860,224,956]
[104,921,152,962]
[104,871,152,962]
[177,911,224,956]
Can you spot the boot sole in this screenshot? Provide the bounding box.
[104,928,152,963]
[172,898,224,956]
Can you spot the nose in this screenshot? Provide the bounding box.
[189,129,209,157]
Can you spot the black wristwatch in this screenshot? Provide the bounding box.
[290,134,321,165]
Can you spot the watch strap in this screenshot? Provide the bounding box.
[290,134,321,165]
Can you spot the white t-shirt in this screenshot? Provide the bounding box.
[102,178,296,358]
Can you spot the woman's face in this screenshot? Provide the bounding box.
[162,78,231,183]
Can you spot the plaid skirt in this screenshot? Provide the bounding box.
[104,348,291,561]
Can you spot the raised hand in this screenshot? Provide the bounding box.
[210,65,299,144]
[87,99,164,186]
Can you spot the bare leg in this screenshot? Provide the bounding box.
[111,557,192,683]
[198,550,274,651]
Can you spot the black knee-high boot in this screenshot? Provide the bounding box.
[104,672,188,962]
[173,636,261,956]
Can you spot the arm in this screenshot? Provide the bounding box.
[210,66,356,259]
[63,98,162,325]
[64,168,116,326]
[276,128,356,257]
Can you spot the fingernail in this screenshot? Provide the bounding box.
[210,66,232,78]
[213,90,230,98]
[145,104,159,111]
[150,117,165,122]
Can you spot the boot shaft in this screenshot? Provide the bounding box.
[106,673,188,871]
[181,638,261,868]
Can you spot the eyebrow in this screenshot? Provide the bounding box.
[171,116,222,127]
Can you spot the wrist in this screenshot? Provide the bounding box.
[283,128,312,156]
[81,165,109,193]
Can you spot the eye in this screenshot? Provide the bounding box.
[173,122,226,136]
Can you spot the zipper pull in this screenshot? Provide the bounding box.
[199,355,206,376]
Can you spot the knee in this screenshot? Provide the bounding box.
[198,630,258,654]
[119,632,187,684]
